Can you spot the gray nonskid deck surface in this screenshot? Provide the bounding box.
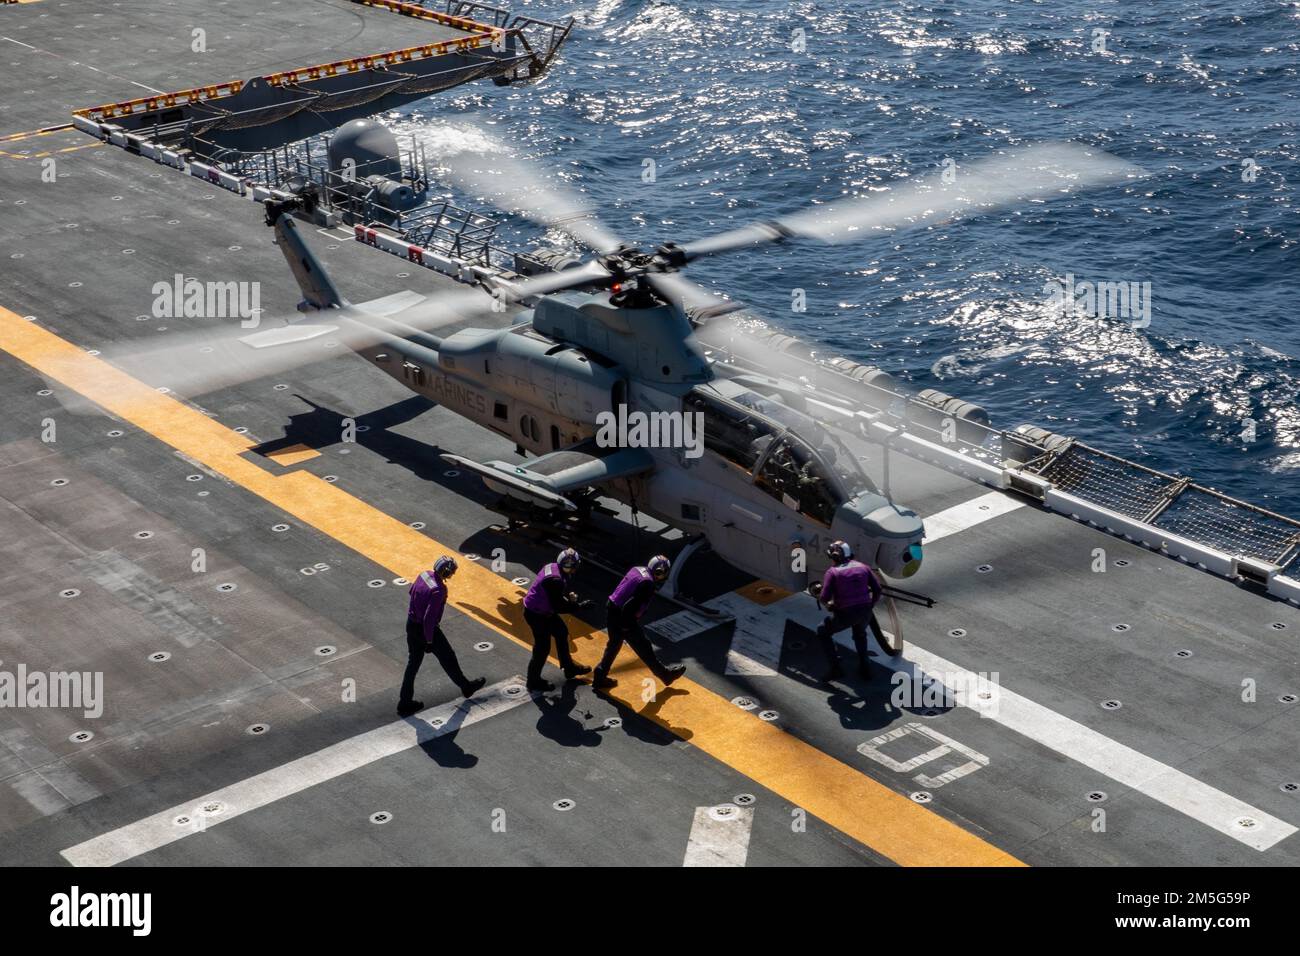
[1,0,1298,868]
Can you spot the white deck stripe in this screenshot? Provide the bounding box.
[895,644,1297,851]
[923,491,1025,544]
[742,589,1295,852]
[60,678,533,867]
[682,805,754,866]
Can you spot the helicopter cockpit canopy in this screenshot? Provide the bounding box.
[686,385,877,526]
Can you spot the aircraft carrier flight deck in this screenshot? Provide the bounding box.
[0,0,1298,907]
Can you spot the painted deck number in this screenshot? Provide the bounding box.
[857,722,989,789]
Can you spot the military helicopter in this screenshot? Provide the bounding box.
[101,138,1138,591]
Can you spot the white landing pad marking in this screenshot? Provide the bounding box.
[60,678,534,867]
[858,722,990,790]
[682,804,755,867]
[922,491,1025,544]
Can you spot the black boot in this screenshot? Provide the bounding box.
[397,699,423,717]
[527,677,555,692]
[461,677,486,699]
[661,663,686,685]
[591,671,617,692]
[563,662,592,680]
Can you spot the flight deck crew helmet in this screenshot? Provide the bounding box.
[826,540,853,565]
[433,555,458,580]
[648,554,671,583]
[557,548,581,574]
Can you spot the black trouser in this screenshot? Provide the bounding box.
[816,603,885,669]
[595,602,673,682]
[525,608,576,683]
[399,619,472,705]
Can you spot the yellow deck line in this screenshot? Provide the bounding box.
[0,306,1022,867]
[0,124,72,145]
[0,142,102,161]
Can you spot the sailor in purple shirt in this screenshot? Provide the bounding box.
[522,548,592,691]
[592,554,686,691]
[813,540,886,683]
[397,555,485,716]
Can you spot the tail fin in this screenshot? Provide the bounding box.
[265,199,345,312]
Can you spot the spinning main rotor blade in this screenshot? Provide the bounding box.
[434,149,625,255]
[79,262,611,399]
[44,310,378,403]
[377,257,612,333]
[679,142,1143,260]
[85,306,447,399]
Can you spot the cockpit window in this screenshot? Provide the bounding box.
[733,390,875,496]
[755,436,840,525]
[685,390,779,472]
[690,386,877,521]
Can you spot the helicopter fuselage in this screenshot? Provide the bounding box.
[353,289,925,590]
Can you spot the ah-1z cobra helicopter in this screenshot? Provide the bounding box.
[113,138,1137,592]
[265,198,923,590]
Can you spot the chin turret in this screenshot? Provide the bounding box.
[831,492,925,579]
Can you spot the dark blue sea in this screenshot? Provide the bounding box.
[401,0,1300,515]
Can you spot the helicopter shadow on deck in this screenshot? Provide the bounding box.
[262,395,687,561]
[253,394,501,504]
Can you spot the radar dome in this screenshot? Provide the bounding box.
[328,119,401,179]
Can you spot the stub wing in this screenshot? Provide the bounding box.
[443,438,654,511]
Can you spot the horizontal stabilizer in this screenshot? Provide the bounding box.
[238,324,340,349]
[354,290,427,316]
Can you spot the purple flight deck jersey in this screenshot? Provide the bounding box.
[820,560,882,610]
[523,563,563,615]
[408,570,448,642]
[609,566,655,619]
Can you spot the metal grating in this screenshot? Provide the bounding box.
[1154,486,1300,568]
[1022,441,1300,567]
[692,316,1300,575]
[1028,443,1179,521]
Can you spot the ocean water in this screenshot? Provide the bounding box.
[399,0,1300,515]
